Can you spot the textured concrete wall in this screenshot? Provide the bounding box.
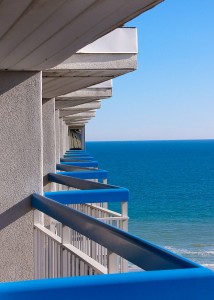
[0,71,42,282]
[42,98,56,191]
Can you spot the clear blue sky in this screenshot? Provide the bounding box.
[86,0,214,141]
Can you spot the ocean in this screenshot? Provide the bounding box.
[86,140,214,270]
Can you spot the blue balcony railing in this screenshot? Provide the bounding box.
[1,149,214,299]
[60,161,98,168]
[61,157,94,162]
[2,189,212,299]
[32,193,200,271]
[56,172,108,183]
[1,267,214,299]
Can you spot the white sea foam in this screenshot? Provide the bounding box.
[128,264,214,272]
[165,246,214,257]
[202,264,214,271]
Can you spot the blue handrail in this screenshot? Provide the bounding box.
[56,171,107,180]
[61,157,94,162]
[66,150,89,154]
[44,189,128,204]
[1,268,214,299]
[64,154,94,158]
[61,161,98,168]
[64,154,92,157]
[48,173,111,189]
[56,164,95,171]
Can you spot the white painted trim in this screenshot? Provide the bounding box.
[34,223,62,243]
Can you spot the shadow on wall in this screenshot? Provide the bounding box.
[0,72,37,96]
[0,196,32,230]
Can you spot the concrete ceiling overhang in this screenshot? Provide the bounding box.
[67,124,88,128]
[59,102,101,118]
[65,118,92,126]
[66,117,91,122]
[56,98,101,110]
[64,115,95,126]
[42,28,137,98]
[66,118,91,124]
[55,81,112,109]
[63,111,96,121]
[65,117,91,123]
[0,0,163,71]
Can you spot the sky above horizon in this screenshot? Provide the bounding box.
[86,0,214,141]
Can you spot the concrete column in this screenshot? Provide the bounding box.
[81,126,86,150]
[62,121,65,155]
[61,121,66,155]
[55,110,60,164]
[67,127,71,149]
[63,122,68,154]
[42,98,56,191]
[66,125,69,152]
[59,118,64,158]
[68,128,73,149]
[0,71,42,282]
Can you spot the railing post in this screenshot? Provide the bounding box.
[107,251,118,274]
[121,201,128,231]
[103,178,108,209]
[62,225,70,277]
[34,209,44,226]
[121,201,128,272]
[34,225,39,279]
[50,182,58,234]
[34,209,44,279]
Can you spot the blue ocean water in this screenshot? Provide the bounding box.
[86,140,214,269]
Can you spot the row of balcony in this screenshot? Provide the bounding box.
[1,150,213,298]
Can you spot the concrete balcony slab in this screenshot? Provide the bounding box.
[65,119,91,126]
[65,117,93,126]
[43,28,137,98]
[64,111,96,121]
[0,0,162,71]
[59,102,101,118]
[55,81,112,109]
[66,122,89,127]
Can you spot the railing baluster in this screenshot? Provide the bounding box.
[72,254,75,276]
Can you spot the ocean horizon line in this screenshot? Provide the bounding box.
[86,138,214,143]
